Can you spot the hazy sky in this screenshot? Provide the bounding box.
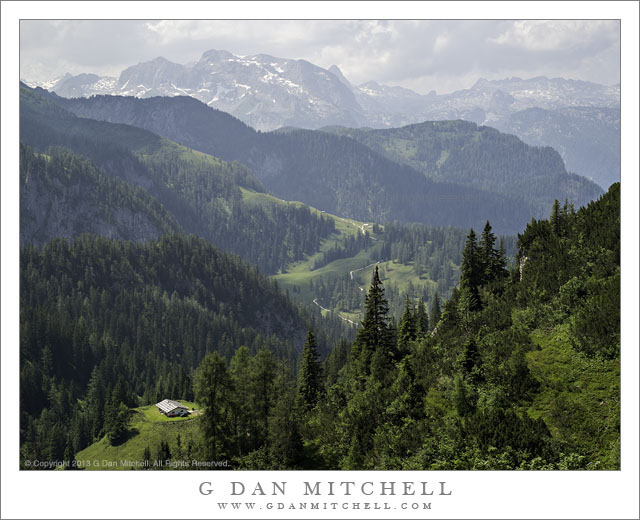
[20,19,620,94]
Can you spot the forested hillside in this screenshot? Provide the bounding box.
[322,120,603,216]
[58,185,619,470]
[20,144,181,244]
[310,184,619,470]
[20,84,335,274]
[491,106,620,190]
[209,185,619,469]
[19,234,346,467]
[41,87,601,234]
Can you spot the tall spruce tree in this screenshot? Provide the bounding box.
[229,346,255,455]
[351,266,396,380]
[249,348,277,448]
[104,399,130,446]
[415,298,430,337]
[550,199,562,235]
[398,296,417,355]
[270,367,303,468]
[460,229,482,310]
[479,221,506,283]
[431,291,442,327]
[194,352,233,461]
[297,330,323,411]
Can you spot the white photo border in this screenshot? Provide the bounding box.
[2,2,638,519]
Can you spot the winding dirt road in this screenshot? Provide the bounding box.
[313,298,356,325]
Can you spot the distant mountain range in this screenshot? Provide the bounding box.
[30,84,602,235]
[25,49,620,189]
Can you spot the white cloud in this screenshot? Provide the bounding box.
[489,20,618,52]
[433,34,450,54]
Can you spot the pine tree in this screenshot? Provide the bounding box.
[460,229,482,310]
[415,298,430,337]
[453,375,477,417]
[104,400,130,446]
[398,296,417,355]
[550,199,562,235]
[269,368,303,468]
[194,352,233,461]
[479,221,497,283]
[249,348,277,448]
[297,330,323,411]
[558,198,577,238]
[351,266,396,380]
[459,338,482,383]
[111,375,134,408]
[431,292,442,327]
[155,440,171,468]
[324,338,350,387]
[457,286,476,333]
[63,438,75,470]
[229,346,255,455]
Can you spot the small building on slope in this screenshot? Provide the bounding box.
[156,399,189,417]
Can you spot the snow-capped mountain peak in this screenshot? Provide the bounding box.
[45,49,364,129]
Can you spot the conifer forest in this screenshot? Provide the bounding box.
[18,69,620,471]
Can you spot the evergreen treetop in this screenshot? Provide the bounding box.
[460,229,482,309]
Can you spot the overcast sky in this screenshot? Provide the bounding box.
[20,19,620,94]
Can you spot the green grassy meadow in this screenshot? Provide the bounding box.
[240,187,454,323]
[75,401,201,470]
